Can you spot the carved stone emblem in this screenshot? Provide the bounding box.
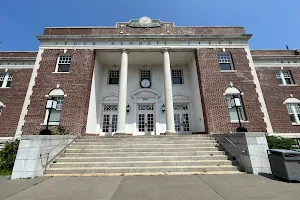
[128,16,161,28]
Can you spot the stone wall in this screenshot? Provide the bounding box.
[195,48,266,134]
[11,135,76,179]
[214,132,271,175]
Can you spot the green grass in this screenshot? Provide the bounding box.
[0,168,12,176]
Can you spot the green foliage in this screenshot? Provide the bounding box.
[266,136,296,150]
[50,125,69,135]
[0,168,12,176]
[0,140,20,171]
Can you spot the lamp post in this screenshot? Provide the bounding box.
[40,97,57,135]
[230,95,248,132]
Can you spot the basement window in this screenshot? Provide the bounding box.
[55,55,72,72]
[218,53,234,71]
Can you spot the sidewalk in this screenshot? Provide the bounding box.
[0,174,299,200]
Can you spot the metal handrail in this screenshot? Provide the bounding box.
[40,124,84,170]
[224,136,247,154]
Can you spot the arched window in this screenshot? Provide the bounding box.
[224,87,246,121]
[45,88,65,123]
[284,97,300,124]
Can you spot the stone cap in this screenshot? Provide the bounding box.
[0,52,37,59]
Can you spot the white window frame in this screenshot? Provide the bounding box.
[171,69,184,84]
[108,70,120,85]
[0,73,13,88]
[54,55,72,73]
[276,70,295,86]
[286,103,300,125]
[140,69,151,81]
[0,101,5,115]
[42,96,64,125]
[218,53,235,71]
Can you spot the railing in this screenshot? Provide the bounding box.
[40,124,84,170]
[224,136,247,154]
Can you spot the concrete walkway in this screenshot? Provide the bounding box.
[0,174,299,200]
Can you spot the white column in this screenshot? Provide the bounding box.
[115,49,128,135]
[163,49,176,135]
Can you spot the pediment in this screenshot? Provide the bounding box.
[131,89,160,98]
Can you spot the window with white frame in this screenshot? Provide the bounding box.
[172,69,183,84]
[226,95,246,121]
[0,73,13,88]
[141,70,151,81]
[45,88,65,123]
[56,55,72,72]
[218,53,234,71]
[108,70,119,84]
[0,101,5,114]
[286,103,300,124]
[276,71,294,85]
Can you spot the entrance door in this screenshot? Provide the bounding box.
[101,105,118,135]
[174,103,190,133]
[137,104,155,135]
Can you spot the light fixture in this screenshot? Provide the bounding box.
[126,105,131,113]
[40,97,58,135]
[161,104,165,113]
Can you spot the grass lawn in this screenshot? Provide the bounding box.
[0,168,12,176]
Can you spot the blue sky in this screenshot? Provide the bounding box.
[1,0,299,51]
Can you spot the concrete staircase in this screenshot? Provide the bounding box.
[45,135,240,176]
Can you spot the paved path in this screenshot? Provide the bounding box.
[0,174,299,200]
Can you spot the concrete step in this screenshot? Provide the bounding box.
[74,140,216,145]
[46,165,238,174]
[61,151,225,157]
[80,135,211,139]
[55,155,229,162]
[68,143,218,149]
[49,160,233,168]
[64,147,219,153]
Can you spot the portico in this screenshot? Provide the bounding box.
[86,49,206,136]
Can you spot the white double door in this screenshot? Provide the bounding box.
[101,105,118,135]
[174,103,190,133]
[137,104,155,135]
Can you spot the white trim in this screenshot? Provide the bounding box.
[40,122,60,126]
[0,137,14,140]
[230,120,249,124]
[245,47,273,133]
[220,70,237,73]
[283,97,300,104]
[15,49,44,138]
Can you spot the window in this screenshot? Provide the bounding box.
[0,101,5,114]
[172,69,183,84]
[276,71,294,85]
[141,70,151,81]
[218,53,234,71]
[108,70,119,84]
[44,88,65,124]
[286,103,300,124]
[226,95,246,121]
[0,73,13,88]
[56,55,72,72]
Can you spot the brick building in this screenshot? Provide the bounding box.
[1,17,300,139]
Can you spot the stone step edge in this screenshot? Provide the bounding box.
[62,151,224,155]
[71,143,217,146]
[57,155,227,159]
[47,165,235,170]
[66,147,218,150]
[51,160,231,164]
[45,171,243,177]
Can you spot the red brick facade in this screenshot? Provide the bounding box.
[0,68,32,137]
[22,49,95,135]
[195,48,266,133]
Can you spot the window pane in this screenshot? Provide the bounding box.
[285,78,292,85]
[0,81,3,87]
[58,64,70,72]
[290,114,296,123]
[172,77,183,84]
[109,78,119,84]
[49,110,61,122]
[229,108,238,120]
[220,63,232,70]
[6,81,11,88]
[277,78,283,85]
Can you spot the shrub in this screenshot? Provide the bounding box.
[50,125,69,135]
[266,136,296,150]
[0,140,20,170]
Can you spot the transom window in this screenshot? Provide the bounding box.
[138,104,154,110]
[0,73,13,88]
[218,53,234,71]
[276,71,294,85]
[141,70,151,80]
[172,69,183,84]
[56,55,72,72]
[174,103,188,110]
[108,70,119,84]
[286,103,300,124]
[225,95,246,121]
[103,105,118,111]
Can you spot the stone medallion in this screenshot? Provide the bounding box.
[138,16,152,27]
